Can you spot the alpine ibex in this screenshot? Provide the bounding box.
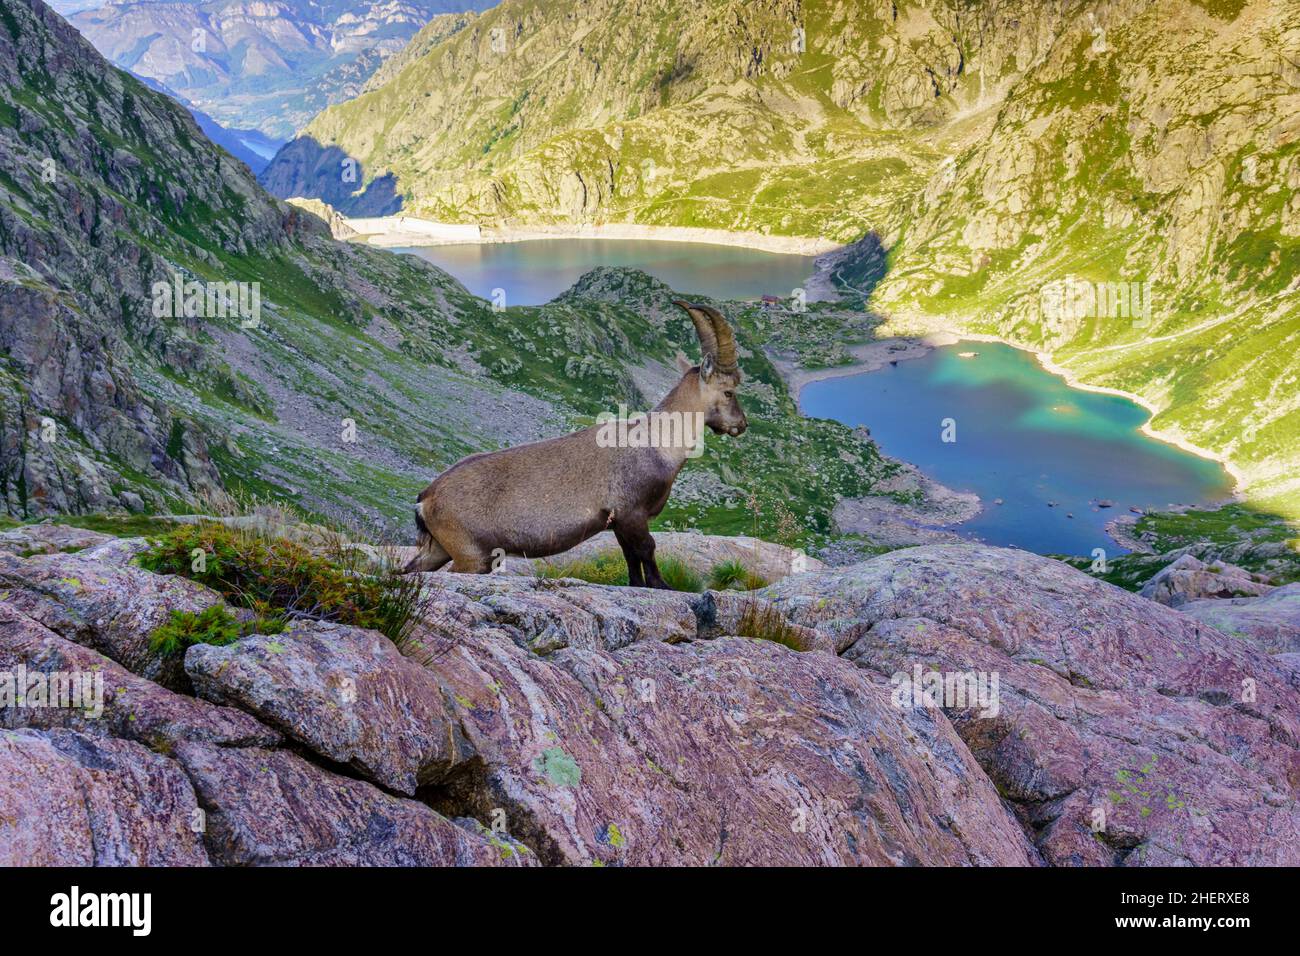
[402,300,747,587]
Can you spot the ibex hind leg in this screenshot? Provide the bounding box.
[402,537,451,573]
[402,504,452,573]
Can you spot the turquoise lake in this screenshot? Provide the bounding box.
[400,238,818,305]
[800,343,1234,556]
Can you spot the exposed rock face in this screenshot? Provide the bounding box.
[173,743,531,866]
[767,545,1300,866]
[1181,584,1300,655]
[186,620,475,795]
[0,550,227,688]
[0,600,279,750]
[0,729,210,866]
[5,534,1297,866]
[1139,553,1274,608]
[407,625,1035,865]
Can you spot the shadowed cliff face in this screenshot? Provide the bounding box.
[257,137,403,215]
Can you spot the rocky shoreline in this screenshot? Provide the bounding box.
[345,215,842,256]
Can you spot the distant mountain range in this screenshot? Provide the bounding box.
[65,0,500,139]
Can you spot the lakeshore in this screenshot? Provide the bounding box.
[343,214,842,256]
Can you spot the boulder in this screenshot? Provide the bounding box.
[523,531,824,582]
[185,620,474,794]
[766,545,1300,866]
[425,573,706,652]
[0,728,209,866]
[0,550,226,688]
[1139,553,1272,608]
[0,520,113,556]
[173,743,533,866]
[1181,583,1300,654]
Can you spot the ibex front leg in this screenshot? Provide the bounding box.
[616,520,668,589]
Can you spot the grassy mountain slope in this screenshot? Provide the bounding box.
[262,0,1047,237]
[1,0,891,547]
[871,0,1300,518]
[265,0,1300,521]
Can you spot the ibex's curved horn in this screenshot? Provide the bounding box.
[672,299,718,361]
[696,304,739,373]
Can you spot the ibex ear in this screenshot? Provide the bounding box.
[699,352,716,382]
[675,351,692,375]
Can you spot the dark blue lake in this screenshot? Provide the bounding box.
[800,343,1234,555]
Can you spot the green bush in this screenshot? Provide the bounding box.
[139,522,426,645]
[147,605,281,656]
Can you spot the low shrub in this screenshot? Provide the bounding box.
[138,522,426,645]
[148,605,285,656]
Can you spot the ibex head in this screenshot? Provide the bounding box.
[673,300,748,437]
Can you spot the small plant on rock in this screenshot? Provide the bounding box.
[139,522,427,646]
[708,558,769,591]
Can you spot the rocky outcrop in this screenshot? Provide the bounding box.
[1181,584,1300,655]
[767,545,1300,866]
[0,520,113,556]
[186,620,475,794]
[1139,553,1274,608]
[3,535,1298,866]
[0,550,227,688]
[0,729,209,866]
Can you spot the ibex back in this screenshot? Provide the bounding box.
[402,301,747,588]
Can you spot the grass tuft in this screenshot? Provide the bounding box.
[707,558,769,591]
[735,599,806,652]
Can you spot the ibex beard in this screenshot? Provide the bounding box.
[403,300,747,588]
